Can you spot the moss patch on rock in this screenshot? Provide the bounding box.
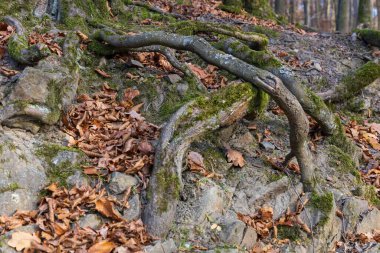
[309,191,334,226]
[35,144,85,187]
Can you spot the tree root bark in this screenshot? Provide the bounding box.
[143,83,257,237]
[172,20,268,50]
[93,29,316,236]
[4,16,50,65]
[215,37,338,135]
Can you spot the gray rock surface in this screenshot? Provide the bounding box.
[342,197,369,233]
[218,211,246,245]
[123,194,141,221]
[240,226,257,249]
[66,171,89,188]
[356,208,380,234]
[78,214,102,230]
[0,128,46,215]
[144,239,177,253]
[108,172,138,195]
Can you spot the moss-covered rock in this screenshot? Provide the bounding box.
[337,61,380,101]
[357,29,380,47]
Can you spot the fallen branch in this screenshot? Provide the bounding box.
[94,29,316,235]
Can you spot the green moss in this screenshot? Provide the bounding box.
[363,185,380,207]
[156,168,181,213]
[244,0,276,20]
[36,144,85,186]
[277,225,301,241]
[45,80,62,124]
[219,4,241,14]
[217,39,280,68]
[338,61,380,100]
[309,191,333,226]
[0,182,20,193]
[203,147,225,172]
[357,29,380,47]
[328,145,359,179]
[305,86,328,115]
[248,26,279,38]
[327,116,357,157]
[266,171,284,182]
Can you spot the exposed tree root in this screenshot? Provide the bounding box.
[143,83,257,237]
[127,0,187,20]
[318,61,380,102]
[172,20,268,50]
[215,37,338,135]
[94,29,316,236]
[4,16,50,65]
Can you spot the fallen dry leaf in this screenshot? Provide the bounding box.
[95,197,123,221]
[88,240,116,253]
[226,148,245,167]
[95,68,111,78]
[7,231,41,251]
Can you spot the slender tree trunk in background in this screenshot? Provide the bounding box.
[303,0,311,26]
[322,0,335,32]
[337,0,350,32]
[290,0,296,23]
[358,0,372,25]
[377,0,380,29]
[275,0,287,16]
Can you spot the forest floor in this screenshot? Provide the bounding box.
[0,0,380,253]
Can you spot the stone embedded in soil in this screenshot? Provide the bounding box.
[78,213,102,230]
[143,239,177,253]
[195,184,225,223]
[355,208,380,234]
[240,226,257,249]
[218,211,246,245]
[166,74,182,84]
[123,194,141,221]
[52,150,81,167]
[108,172,138,195]
[66,171,89,188]
[259,141,275,151]
[342,197,369,233]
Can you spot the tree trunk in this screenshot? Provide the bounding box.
[275,0,287,16]
[244,0,275,18]
[377,0,380,29]
[358,0,372,25]
[303,0,311,26]
[290,0,297,23]
[336,0,350,33]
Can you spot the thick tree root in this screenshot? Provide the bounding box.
[94,29,316,235]
[4,16,50,65]
[318,61,380,102]
[216,37,338,135]
[171,20,268,50]
[127,0,187,20]
[143,83,257,237]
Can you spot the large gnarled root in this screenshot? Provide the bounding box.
[143,83,257,237]
[318,61,380,102]
[215,37,338,135]
[4,16,50,65]
[94,30,316,235]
